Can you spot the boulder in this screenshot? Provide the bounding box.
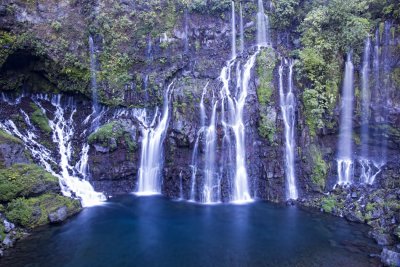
[2,234,15,248]
[370,231,395,246]
[381,248,400,267]
[48,206,68,223]
[3,220,15,233]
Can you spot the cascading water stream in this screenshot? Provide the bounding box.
[202,96,219,203]
[239,2,244,54]
[360,37,371,161]
[1,94,105,207]
[337,54,354,185]
[89,36,101,131]
[231,1,236,59]
[136,83,173,195]
[257,0,270,46]
[279,59,298,200]
[190,83,209,201]
[358,36,383,185]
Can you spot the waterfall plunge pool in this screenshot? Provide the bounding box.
[1,195,380,267]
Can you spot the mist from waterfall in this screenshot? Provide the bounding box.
[279,59,298,200]
[136,83,173,195]
[337,54,354,185]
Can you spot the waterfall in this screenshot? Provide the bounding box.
[231,1,236,59]
[231,51,259,203]
[337,54,354,185]
[360,37,371,161]
[1,94,105,207]
[136,83,173,195]
[202,97,219,203]
[380,21,392,163]
[89,36,100,130]
[179,170,184,200]
[190,83,209,201]
[279,59,298,200]
[239,3,244,54]
[359,37,380,185]
[184,9,189,53]
[257,0,270,46]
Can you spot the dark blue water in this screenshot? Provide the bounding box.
[1,195,379,267]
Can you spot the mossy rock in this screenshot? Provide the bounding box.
[0,164,59,202]
[88,121,136,152]
[29,103,52,134]
[309,145,328,191]
[5,193,81,228]
[0,129,22,145]
[321,195,337,213]
[256,47,276,106]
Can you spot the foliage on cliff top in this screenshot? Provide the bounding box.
[5,193,81,228]
[0,164,59,202]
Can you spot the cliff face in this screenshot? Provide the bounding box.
[0,0,400,262]
[0,0,399,197]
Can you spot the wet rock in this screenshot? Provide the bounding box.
[370,231,395,246]
[48,206,68,223]
[0,5,6,16]
[94,144,110,153]
[3,220,15,233]
[2,234,15,248]
[381,248,400,267]
[345,210,365,223]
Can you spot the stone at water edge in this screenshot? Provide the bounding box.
[370,230,395,246]
[2,234,15,248]
[48,206,68,223]
[381,248,400,267]
[3,220,15,233]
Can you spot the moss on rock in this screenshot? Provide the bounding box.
[0,129,22,145]
[5,193,81,228]
[88,121,136,152]
[0,164,59,202]
[29,103,52,134]
[256,48,276,106]
[309,145,328,190]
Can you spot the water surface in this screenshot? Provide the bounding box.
[1,195,379,267]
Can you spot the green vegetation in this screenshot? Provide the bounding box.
[5,193,81,228]
[309,145,328,190]
[0,164,59,202]
[322,195,337,213]
[29,103,52,134]
[186,0,230,14]
[88,121,136,152]
[258,113,276,143]
[294,0,371,136]
[0,129,22,145]
[256,48,276,106]
[0,30,16,67]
